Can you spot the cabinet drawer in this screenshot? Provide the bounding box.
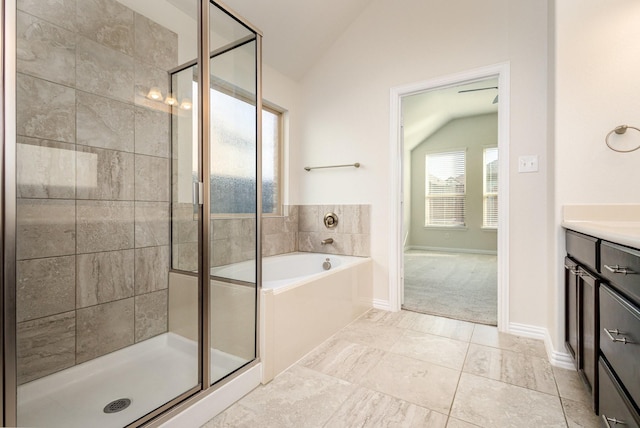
[566,230,598,271]
[601,241,640,306]
[599,285,640,407]
[599,358,640,428]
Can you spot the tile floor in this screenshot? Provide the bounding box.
[202,309,600,428]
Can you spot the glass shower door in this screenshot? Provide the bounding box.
[208,3,259,385]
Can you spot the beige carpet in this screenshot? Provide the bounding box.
[402,250,497,325]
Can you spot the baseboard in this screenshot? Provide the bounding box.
[509,322,575,369]
[406,245,497,256]
[373,298,391,311]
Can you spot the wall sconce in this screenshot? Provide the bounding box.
[180,99,192,110]
[147,87,163,100]
[164,93,177,106]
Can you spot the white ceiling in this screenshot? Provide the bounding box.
[402,78,499,152]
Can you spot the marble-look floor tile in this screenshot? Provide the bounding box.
[471,324,547,358]
[553,366,592,405]
[360,308,419,329]
[562,397,599,428]
[325,386,448,428]
[450,373,566,428]
[331,319,404,351]
[135,290,168,342]
[408,312,475,342]
[210,365,356,428]
[463,343,556,394]
[300,338,385,384]
[390,329,469,370]
[446,417,482,428]
[361,352,460,414]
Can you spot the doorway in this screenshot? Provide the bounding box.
[389,64,510,330]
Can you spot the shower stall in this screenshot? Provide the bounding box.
[1,0,262,426]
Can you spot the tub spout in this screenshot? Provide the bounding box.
[321,238,334,245]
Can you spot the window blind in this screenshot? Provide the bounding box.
[425,150,466,226]
[483,147,499,228]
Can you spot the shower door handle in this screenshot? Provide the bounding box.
[192,181,204,206]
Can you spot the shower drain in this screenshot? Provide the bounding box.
[103,398,132,414]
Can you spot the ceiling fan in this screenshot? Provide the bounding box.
[458,86,499,104]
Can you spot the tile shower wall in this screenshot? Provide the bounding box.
[15,0,176,384]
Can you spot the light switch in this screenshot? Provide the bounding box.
[518,155,538,173]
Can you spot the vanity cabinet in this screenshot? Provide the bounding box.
[565,229,640,426]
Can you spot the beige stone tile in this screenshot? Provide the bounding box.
[135,246,169,294]
[446,417,483,428]
[390,329,469,370]
[211,365,356,427]
[331,319,404,351]
[76,200,134,253]
[76,146,134,200]
[134,61,170,112]
[298,205,319,232]
[135,106,170,158]
[76,298,134,363]
[553,366,592,405]
[342,204,370,234]
[300,338,386,383]
[135,155,170,201]
[17,256,75,322]
[17,311,75,384]
[135,290,168,342]
[361,308,420,329]
[17,137,76,199]
[135,201,170,247]
[76,0,134,55]
[361,352,460,414]
[17,11,76,86]
[325,386,448,428]
[450,373,566,428]
[134,13,178,71]
[471,324,547,358]
[17,199,75,260]
[17,73,75,143]
[463,343,556,394]
[408,312,475,342]
[76,91,134,152]
[76,250,134,308]
[562,397,599,428]
[17,0,77,32]
[76,37,134,103]
[317,204,344,233]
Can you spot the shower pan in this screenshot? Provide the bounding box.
[1,0,262,426]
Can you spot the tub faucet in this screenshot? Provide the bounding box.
[321,238,334,245]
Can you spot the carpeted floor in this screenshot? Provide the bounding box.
[402,250,497,325]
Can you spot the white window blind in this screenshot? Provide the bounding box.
[425,150,466,227]
[483,147,498,228]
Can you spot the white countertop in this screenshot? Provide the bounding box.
[562,204,640,249]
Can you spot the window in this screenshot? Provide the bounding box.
[483,147,498,228]
[262,106,283,215]
[425,150,466,227]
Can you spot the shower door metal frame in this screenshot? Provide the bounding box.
[0,0,263,425]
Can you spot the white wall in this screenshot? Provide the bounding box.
[552,1,640,350]
[292,0,550,328]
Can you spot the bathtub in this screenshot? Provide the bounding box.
[257,252,373,383]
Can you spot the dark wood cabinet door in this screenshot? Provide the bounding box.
[565,257,579,360]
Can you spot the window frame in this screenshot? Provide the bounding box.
[261,102,284,217]
[482,146,498,230]
[424,149,467,228]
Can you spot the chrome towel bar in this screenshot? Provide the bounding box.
[304,162,360,172]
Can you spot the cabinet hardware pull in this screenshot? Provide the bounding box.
[604,264,636,275]
[602,414,627,426]
[604,328,631,344]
